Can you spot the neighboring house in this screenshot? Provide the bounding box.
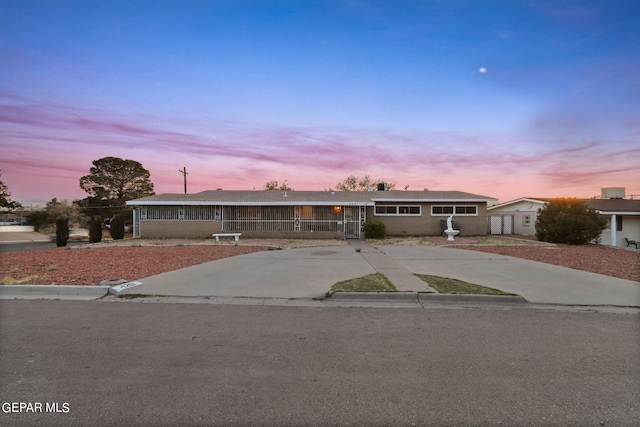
[487,188,640,248]
[588,198,640,248]
[126,189,496,239]
[486,198,547,235]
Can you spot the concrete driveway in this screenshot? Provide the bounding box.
[377,245,640,306]
[118,246,375,299]
[117,243,640,307]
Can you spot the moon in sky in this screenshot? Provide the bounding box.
[479,67,487,73]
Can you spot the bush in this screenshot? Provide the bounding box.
[28,210,50,232]
[535,198,608,245]
[55,217,69,247]
[110,214,125,240]
[89,217,102,243]
[363,221,386,239]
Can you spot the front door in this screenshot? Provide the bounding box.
[344,206,360,238]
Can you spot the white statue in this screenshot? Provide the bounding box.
[446,215,453,231]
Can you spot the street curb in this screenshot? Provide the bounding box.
[109,281,144,295]
[419,293,528,304]
[329,292,419,301]
[0,285,111,300]
[328,292,528,304]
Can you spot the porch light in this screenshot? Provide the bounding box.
[334,206,342,213]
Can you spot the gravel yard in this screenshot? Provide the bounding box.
[1,245,269,286]
[1,236,638,286]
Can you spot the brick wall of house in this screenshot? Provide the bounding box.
[366,203,488,236]
[137,202,489,238]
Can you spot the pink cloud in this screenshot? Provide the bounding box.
[1,92,638,202]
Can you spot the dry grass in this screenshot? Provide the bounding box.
[330,273,397,294]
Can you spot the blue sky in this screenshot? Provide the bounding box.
[1,0,639,202]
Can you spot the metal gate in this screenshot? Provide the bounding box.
[344,206,360,238]
[488,215,514,235]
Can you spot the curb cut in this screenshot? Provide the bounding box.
[329,292,419,301]
[0,285,111,300]
[419,294,528,304]
[328,292,528,304]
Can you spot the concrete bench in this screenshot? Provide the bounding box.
[212,233,241,242]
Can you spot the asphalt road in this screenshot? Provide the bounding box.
[1,300,638,426]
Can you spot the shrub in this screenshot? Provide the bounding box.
[363,221,386,239]
[55,217,69,247]
[28,210,50,232]
[535,198,608,245]
[110,214,125,240]
[89,216,102,243]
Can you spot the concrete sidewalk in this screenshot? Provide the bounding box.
[347,240,434,292]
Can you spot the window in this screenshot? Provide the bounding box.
[431,205,478,216]
[184,206,219,221]
[145,206,179,220]
[455,206,477,215]
[432,206,454,215]
[374,205,421,216]
[399,206,420,215]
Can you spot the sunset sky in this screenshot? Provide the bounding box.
[1,0,639,204]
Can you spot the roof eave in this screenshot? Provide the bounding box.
[371,198,494,203]
[595,210,640,215]
[127,200,374,206]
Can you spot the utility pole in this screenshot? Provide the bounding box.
[179,167,188,194]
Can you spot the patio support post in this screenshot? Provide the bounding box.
[610,214,617,247]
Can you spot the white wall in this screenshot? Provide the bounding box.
[488,200,544,235]
[601,215,640,248]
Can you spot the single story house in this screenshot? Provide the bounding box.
[126,189,496,239]
[487,188,640,248]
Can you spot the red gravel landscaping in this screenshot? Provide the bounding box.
[1,245,268,286]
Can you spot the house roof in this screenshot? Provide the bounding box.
[586,198,640,214]
[487,197,549,210]
[127,190,496,206]
[488,197,640,214]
